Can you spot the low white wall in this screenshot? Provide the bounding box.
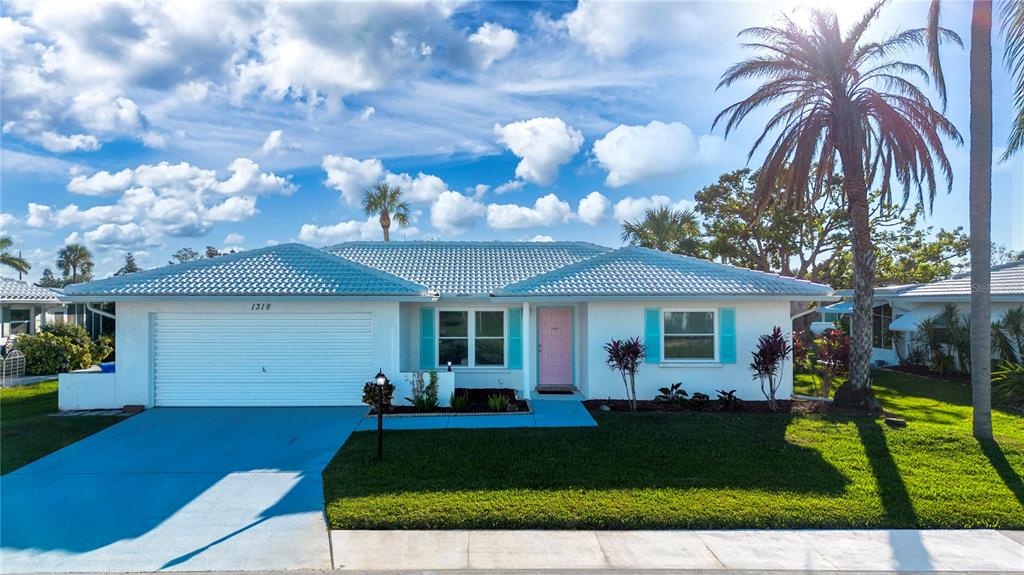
[585,300,794,401]
[115,300,402,407]
[58,369,118,410]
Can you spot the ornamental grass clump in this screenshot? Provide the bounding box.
[750,326,792,412]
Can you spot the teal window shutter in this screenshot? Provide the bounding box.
[507,307,523,369]
[644,308,661,363]
[719,308,737,364]
[419,307,435,370]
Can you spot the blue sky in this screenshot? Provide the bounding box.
[1,0,1021,281]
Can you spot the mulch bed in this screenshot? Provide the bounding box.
[370,388,529,415]
[886,364,971,385]
[583,398,827,415]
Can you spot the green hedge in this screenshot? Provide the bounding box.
[14,322,113,376]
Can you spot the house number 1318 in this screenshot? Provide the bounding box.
[250,303,271,311]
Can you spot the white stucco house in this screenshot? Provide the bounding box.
[816,260,1024,365]
[0,278,87,345]
[58,242,834,410]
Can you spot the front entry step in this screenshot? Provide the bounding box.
[537,385,575,395]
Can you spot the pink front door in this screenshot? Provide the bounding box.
[537,307,573,387]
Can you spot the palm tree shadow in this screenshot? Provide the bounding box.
[978,438,1024,507]
[854,419,932,571]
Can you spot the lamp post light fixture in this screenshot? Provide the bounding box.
[374,369,388,460]
[447,360,453,372]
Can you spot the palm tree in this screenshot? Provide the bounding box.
[926,0,1024,439]
[362,182,410,241]
[56,243,94,285]
[620,206,704,256]
[0,236,30,276]
[714,2,961,411]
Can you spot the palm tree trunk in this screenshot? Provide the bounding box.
[970,0,993,439]
[833,146,881,412]
[380,212,391,241]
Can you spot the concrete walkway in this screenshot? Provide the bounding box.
[331,529,1024,572]
[353,398,597,431]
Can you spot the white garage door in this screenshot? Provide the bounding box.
[153,313,373,406]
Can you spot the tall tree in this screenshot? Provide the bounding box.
[56,243,94,285]
[169,247,202,265]
[926,0,1024,439]
[36,268,63,288]
[620,206,704,256]
[714,2,961,411]
[362,182,410,241]
[0,236,31,276]
[114,253,142,276]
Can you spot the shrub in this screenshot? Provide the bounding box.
[405,371,439,411]
[362,380,395,411]
[716,389,740,411]
[654,382,688,407]
[604,337,645,411]
[750,326,792,412]
[993,362,1024,409]
[690,392,710,410]
[450,391,469,412]
[814,328,850,398]
[487,394,509,412]
[14,332,90,375]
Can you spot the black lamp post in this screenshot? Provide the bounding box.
[374,369,388,460]
[447,360,453,372]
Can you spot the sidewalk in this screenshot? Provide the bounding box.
[331,529,1024,572]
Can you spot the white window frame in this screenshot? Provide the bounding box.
[8,307,32,335]
[436,307,508,369]
[661,308,719,363]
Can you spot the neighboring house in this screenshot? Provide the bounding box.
[814,261,1024,365]
[61,242,834,408]
[0,277,85,345]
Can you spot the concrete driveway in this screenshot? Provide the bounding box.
[0,407,365,573]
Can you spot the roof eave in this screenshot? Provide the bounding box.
[892,294,1024,303]
[59,294,436,303]
[490,293,838,303]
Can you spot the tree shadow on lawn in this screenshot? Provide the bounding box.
[980,439,1024,508]
[326,412,850,496]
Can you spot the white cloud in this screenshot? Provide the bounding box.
[613,195,696,223]
[207,196,258,221]
[298,216,417,245]
[487,193,573,230]
[322,154,385,204]
[224,232,246,245]
[430,191,486,234]
[38,132,100,153]
[215,158,296,196]
[529,234,555,242]
[69,90,145,134]
[82,223,147,250]
[577,191,609,225]
[494,180,526,195]
[67,169,134,196]
[141,131,167,149]
[259,129,300,155]
[0,213,17,236]
[357,106,375,120]
[383,172,447,203]
[593,121,725,187]
[493,117,583,185]
[557,0,704,59]
[469,22,518,69]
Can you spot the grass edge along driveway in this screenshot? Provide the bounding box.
[1,380,124,474]
[323,370,1024,530]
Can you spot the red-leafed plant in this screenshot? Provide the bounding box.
[604,337,646,411]
[815,328,850,398]
[750,326,792,412]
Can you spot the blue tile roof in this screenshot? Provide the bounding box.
[326,241,610,295]
[63,244,427,297]
[494,246,833,298]
[0,278,61,303]
[893,260,1024,300]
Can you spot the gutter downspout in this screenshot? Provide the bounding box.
[86,303,115,320]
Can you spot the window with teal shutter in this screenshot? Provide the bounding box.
[507,307,522,369]
[719,308,737,364]
[644,308,661,363]
[419,307,435,370]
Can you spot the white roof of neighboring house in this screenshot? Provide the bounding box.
[0,277,62,304]
[893,261,1024,301]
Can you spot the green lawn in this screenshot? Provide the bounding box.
[323,370,1024,529]
[1,380,124,474]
